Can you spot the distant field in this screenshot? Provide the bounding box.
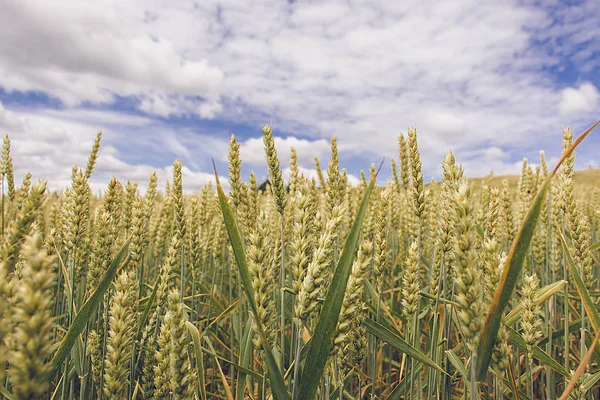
[467,167,600,193]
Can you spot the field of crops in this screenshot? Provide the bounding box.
[1,121,600,400]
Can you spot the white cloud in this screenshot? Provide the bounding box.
[559,82,600,116]
[0,101,224,193]
[0,0,223,112]
[40,108,154,127]
[282,166,360,187]
[240,135,331,167]
[138,95,179,118]
[198,99,224,119]
[482,147,509,161]
[0,0,599,181]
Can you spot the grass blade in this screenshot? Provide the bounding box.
[581,369,600,392]
[213,161,290,400]
[539,319,582,346]
[236,317,254,400]
[506,356,522,400]
[198,339,262,379]
[136,275,159,343]
[476,119,600,381]
[50,240,130,378]
[364,280,402,331]
[386,364,424,400]
[205,336,234,400]
[186,321,207,400]
[507,327,570,378]
[559,333,600,400]
[489,369,528,400]
[446,349,469,379]
[297,162,379,400]
[558,230,600,333]
[0,385,16,400]
[365,318,445,374]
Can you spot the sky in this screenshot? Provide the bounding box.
[0,0,599,193]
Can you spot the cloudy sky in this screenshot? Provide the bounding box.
[1,0,599,192]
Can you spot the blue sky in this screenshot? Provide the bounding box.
[0,0,599,192]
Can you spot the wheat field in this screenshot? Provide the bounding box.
[1,121,600,400]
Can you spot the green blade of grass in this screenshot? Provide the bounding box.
[206,299,240,330]
[365,318,445,374]
[559,333,600,400]
[590,240,600,252]
[476,175,548,380]
[50,239,130,378]
[506,327,570,378]
[297,162,379,400]
[420,290,460,307]
[0,385,16,400]
[581,369,600,393]
[205,336,234,400]
[71,335,85,377]
[131,275,160,395]
[364,279,402,331]
[199,339,262,379]
[506,357,522,400]
[539,318,582,346]
[489,368,530,400]
[236,317,254,400]
[476,119,600,381]
[186,321,207,400]
[446,349,469,379]
[136,275,159,343]
[583,331,600,366]
[558,230,600,333]
[327,385,357,400]
[213,161,290,400]
[386,364,424,400]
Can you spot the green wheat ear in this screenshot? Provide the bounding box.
[104,270,138,399]
[8,233,56,399]
[262,124,286,215]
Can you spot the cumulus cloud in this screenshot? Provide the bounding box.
[282,166,360,187]
[559,82,600,116]
[0,101,224,193]
[240,135,331,167]
[0,0,223,112]
[460,147,521,178]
